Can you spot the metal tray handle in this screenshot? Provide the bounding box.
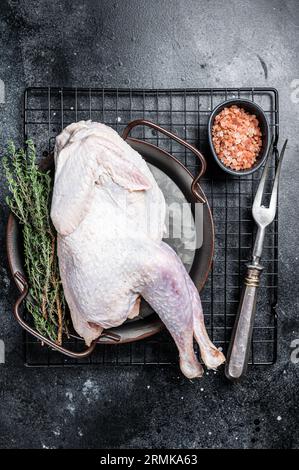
[122,119,207,203]
[13,271,99,358]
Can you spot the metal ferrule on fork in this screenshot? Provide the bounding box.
[244,264,263,288]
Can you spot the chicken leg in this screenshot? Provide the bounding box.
[140,242,225,378]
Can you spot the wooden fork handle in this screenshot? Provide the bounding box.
[225,263,264,381]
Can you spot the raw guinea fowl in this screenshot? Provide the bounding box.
[51,121,225,378]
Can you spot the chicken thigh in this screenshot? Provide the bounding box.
[51,121,225,378]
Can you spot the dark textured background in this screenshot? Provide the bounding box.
[0,0,298,449]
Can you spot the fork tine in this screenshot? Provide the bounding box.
[252,136,274,212]
[268,139,288,215]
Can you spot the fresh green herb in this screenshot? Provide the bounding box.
[3,140,67,344]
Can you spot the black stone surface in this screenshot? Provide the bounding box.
[0,0,298,449]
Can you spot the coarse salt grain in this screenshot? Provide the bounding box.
[212,105,262,171]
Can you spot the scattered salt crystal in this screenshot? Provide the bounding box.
[208,431,212,435]
[117,116,122,122]
[147,385,150,389]
[181,396,184,400]
[200,388,204,392]
[277,416,282,421]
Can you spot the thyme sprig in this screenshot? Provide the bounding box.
[3,140,67,344]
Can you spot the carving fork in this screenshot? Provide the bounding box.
[225,138,287,381]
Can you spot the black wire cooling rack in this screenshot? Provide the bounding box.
[22,87,279,367]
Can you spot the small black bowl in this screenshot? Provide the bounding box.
[208,99,270,176]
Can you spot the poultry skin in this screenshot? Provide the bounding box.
[51,121,225,378]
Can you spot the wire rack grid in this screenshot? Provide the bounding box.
[22,87,279,367]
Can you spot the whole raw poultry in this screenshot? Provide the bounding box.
[51,121,225,378]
